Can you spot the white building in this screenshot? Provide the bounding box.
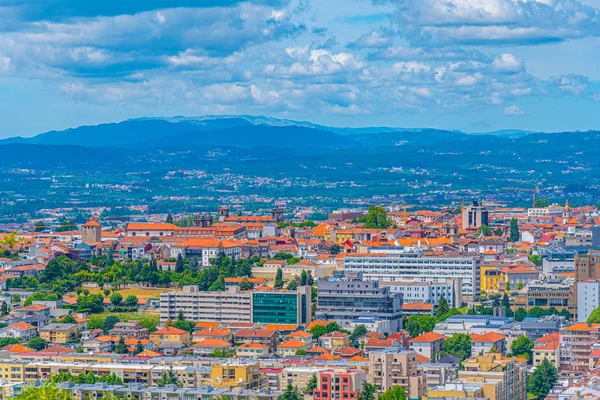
[527,207,564,218]
[343,253,480,301]
[379,279,463,308]
[577,280,600,322]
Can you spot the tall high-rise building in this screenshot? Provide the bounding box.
[461,200,489,230]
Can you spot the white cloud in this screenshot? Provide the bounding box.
[492,53,524,73]
[503,104,525,115]
[549,73,590,94]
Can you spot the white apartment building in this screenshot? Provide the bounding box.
[577,280,600,322]
[343,253,480,301]
[379,279,463,308]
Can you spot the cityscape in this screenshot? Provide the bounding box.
[2,0,600,399]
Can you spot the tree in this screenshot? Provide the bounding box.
[304,374,317,395]
[330,244,341,255]
[208,276,225,291]
[309,325,327,339]
[114,337,128,354]
[1,301,8,316]
[125,295,138,307]
[99,373,124,385]
[274,268,284,289]
[514,307,527,322]
[511,334,534,360]
[295,349,306,355]
[286,279,298,290]
[502,293,510,309]
[34,221,46,232]
[405,315,436,338]
[175,254,184,273]
[280,382,300,400]
[477,224,493,236]
[379,385,407,400]
[509,218,520,242]
[587,305,600,323]
[436,296,449,318]
[300,270,308,286]
[517,282,524,290]
[109,293,123,306]
[156,367,179,387]
[60,314,77,324]
[102,315,120,333]
[134,341,145,355]
[534,199,549,208]
[15,382,72,400]
[27,337,48,351]
[166,213,174,224]
[527,306,545,318]
[505,281,511,292]
[239,278,254,291]
[362,205,392,229]
[443,333,472,362]
[529,254,543,266]
[527,358,558,399]
[352,324,368,340]
[358,381,377,400]
[559,308,571,320]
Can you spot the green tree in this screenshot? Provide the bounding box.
[477,224,493,236]
[358,381,377,400]
[330,244,341,255]
[274,268,284,289]
[1,301,8,316]
[436,295,449,318]
[559,308,571,320]
[27,337,48,351]
[587,305,600,323]
[34,221,46,232]
[509,218,520,242]
[295,349,307,355]
[514,307,527,322]
[502,293,510,309]
[527,358,558,399]
[208,276,225,291]
[0,337,19,347]
[16,382,72,400]
[109,293,123,306]
[114,337,128,354]
[505,281,511,292]
[529,254,543,266]
[300,270,308,286]
[102,315,120,333]
[351,324,368,339]
[99,373,124,385]
[534,199,549,208]
[60,314,77,324]
[379,385,407,400]
[166,213,174,224]
[286,279,298,290]
[156,367,180,387]
[511,334,534,360]
[527,306,545,318]
[443,333,472,362]
[405,315,436,338]
[304,374,317,395]
[175,254,184,273]
[124,295,138,307]
[362,205,392,229]
[134,341,145,354]
[280,382,300,400]
[239,278,254,291]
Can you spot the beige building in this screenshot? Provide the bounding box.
[279,367,327,391]
[209,359,265,390]
[368,349,425,399]
[81,218,102,245]
[459,353,527,400]
[462,200,489,230]
[160,285,251,323]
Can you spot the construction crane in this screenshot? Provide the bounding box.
[502,184,540,207]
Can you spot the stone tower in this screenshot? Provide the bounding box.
[81,218,102,245]
[218,206,230,222]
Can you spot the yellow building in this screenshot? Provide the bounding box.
[149,326,190,346]
[459,353,527,400]
[425,382,486,399]
[39,323,79,344]
[480,265,502,292]
[209,360,264,390]
[0,361,26,383]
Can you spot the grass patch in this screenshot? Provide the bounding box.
[88,312,160,332]
[77,287,179,299]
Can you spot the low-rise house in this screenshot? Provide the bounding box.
[277,339,308,357]
[236,343,270,358]
[193,339,233,355]
[108,322,149,340]
[470,332,506,356]
[0,322,37,340]
[364,338,402,353]
[402,302,435,317]
[193,328,233,343]
[285,330,313,346]
[409,332,446,360]
[150,326,190,346]
[234,329,279,352]
[319,332,350,351]
[39,323,79,344]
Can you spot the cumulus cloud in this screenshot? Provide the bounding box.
[348,29,393,48]
[549,73,590,95]
[503,104,525,115]
[385,0,600,46]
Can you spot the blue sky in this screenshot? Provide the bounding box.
[1,0,600,137]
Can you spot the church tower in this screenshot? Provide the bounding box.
[82,218,102,245]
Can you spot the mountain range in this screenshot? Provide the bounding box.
[0,116,542,150]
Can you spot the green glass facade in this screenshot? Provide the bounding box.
[252,292,299,324]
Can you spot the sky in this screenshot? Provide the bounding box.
[1,0,600,137]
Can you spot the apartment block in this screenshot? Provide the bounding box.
[160,285,252,323]
[368,349,425,399]
[560,322,600,376]
[459,353,527,400]
[313,370,366,400]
